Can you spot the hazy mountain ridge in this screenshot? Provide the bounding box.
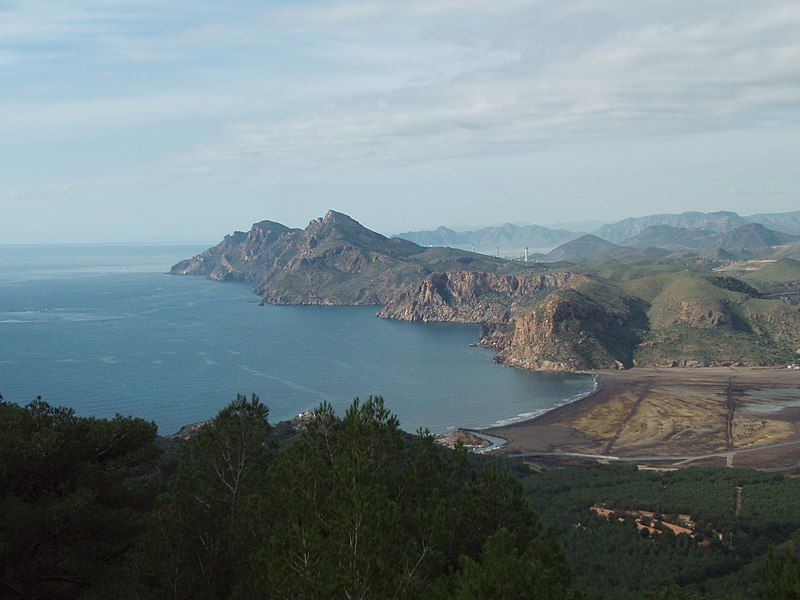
[396,222,579,254]
[747,210,800,235]
[593,211,747,243]
[397,210,800,256]
[594,210,800,243]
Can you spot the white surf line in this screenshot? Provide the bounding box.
[237,365,333,401]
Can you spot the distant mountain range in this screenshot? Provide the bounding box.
[541,222,800,263]
[593,210,800,243]
[398,210,800,256]
[396,223,578,255]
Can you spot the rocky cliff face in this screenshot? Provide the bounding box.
[494,288,649,371]
[377,271,584,323]
[379,271,647,371]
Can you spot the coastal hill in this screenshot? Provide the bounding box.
[715,223,799,254]
[617,223,799,257]
[740,258,800,297]
[171,210,541,305]
[385,268,800,371]
[541,234,628,263]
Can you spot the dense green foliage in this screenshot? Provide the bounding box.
[757,548,800,599]
[1,395,569,599]
[5,393,800,598]
[0,396,161,598]
[520,464,800,598]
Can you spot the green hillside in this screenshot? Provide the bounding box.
[742,258,800,287]
[623,271,800,366]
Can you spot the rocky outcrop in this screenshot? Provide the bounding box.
[671,300,734,328]
[172,210,541,306]
[494,286,649,371]
[380,272,648,371]
[434,429,491,449]
[377,271,584,323]
[171,220,298,282]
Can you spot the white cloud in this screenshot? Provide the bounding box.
[181,1,800,174]
[271,0,545,26]
[1,0,799,178]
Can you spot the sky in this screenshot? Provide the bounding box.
[1,0,799,243]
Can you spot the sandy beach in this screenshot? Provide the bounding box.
[486,367,800,473]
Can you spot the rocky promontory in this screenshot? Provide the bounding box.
[492,283,648,371]
[172,210,541,306]
[380,273,647,371]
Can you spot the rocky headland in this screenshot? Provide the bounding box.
[172,210,800,373]
[172,210,540,306]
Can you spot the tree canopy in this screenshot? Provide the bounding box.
[0,394,570,599]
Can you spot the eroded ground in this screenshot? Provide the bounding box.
[487,367,800,472]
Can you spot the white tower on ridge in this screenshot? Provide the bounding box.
[524,246,529,263]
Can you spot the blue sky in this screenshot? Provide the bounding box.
[1,0,799,243]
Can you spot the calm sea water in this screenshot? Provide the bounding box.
[0,244,594,435]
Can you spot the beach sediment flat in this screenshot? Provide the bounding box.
[486,367,800,472]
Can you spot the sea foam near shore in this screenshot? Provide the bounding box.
[484,374,599,428]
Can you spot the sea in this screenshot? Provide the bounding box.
[0,244,595,435]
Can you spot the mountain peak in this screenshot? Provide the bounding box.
[307,210,365,233]
[323,209,357,224]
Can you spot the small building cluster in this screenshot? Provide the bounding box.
[589,505,702,539]
[434,428,492,450]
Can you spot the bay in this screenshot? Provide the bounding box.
[0,244,594,435]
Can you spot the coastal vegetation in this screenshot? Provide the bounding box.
[4,393,800,598]
[0,394,569,599]
[520,464,800,598]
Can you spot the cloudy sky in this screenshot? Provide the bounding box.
[1,0,799,242]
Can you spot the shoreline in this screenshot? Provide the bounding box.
[472,372,599,436]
